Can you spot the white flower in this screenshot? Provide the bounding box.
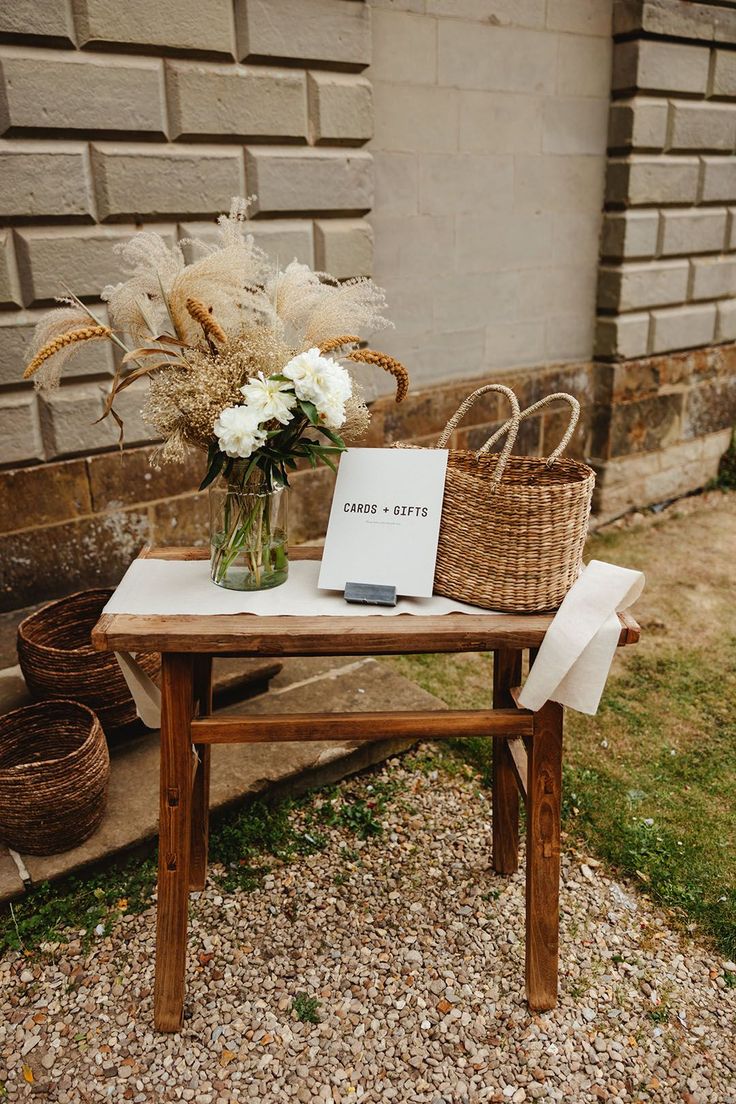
[239,372,296,426]
[213,405,267,459]
[283,347,352,429]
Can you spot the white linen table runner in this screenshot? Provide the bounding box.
[105,557,643,723]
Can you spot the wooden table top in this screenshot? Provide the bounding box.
[91,546,641,656]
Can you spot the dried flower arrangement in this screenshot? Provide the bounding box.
[23,197,408,487]
[23,198,409,590]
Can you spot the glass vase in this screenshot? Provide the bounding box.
[209,474,288,591]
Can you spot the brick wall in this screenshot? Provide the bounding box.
[591,0,736,520]
[0,0,376,611]
[367,0,613,387]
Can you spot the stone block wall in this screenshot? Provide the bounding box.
[0,0,376,610]
[592,0,736,519]
[368,0,613,388]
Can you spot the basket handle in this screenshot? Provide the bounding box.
[437,384,522,490]
[480,392,581,470]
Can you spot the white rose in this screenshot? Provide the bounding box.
[283,347,352,429]
[239,372,296,426]
[213,405,267,459]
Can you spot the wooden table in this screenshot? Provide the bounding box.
[92,546,640,1032]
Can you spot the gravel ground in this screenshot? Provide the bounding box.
[1,751,735,1104]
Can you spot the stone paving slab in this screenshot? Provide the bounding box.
[0,656,441,901]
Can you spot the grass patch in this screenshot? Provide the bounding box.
[292,992,321,1024]
[389,640,736,958]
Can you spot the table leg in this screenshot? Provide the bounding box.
[525,699,563,1011]
[492,648,522,874]
[190,656,213,891]
[154,652,196,1032]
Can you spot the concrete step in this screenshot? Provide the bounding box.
[0,655,444,902]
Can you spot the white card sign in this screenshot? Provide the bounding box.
[317,447,448,598]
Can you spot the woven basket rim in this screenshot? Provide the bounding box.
[448,449,594,471]
[17,588,113,657]
[0,699,102,775]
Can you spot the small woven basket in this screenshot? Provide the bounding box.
[18,589,160,733]
[0,699,109,855]
[432,384,595,612]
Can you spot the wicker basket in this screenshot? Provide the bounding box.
[432,384,595,612]
[18,589,160,733]
[0,699,109,855]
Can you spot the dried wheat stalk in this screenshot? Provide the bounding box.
[23,325,112,379]
[344,349,409,403]
[318,335,361,356]
[186,297,227,346]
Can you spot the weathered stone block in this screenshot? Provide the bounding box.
[72,0,234,56]
[595,313,650,360]
[557,33,611,98]
[608,392,683,457]
[0,391,44,464]
[86,443,202,512]
[246,148,372,214]
[236,0,371,68]
[0,508,150,612]
[683,375,736,438]
[600,211,659,260]
[711,50,736,99]
[650,304,717,355]
[606,156,700,207]
[438,18,558,95]
[39,379,153,459]
[427,0,545,26]
[716,298,736,342]
[0,143,92,219]
[289,465,336,544]
[370,8,437,85]
[178,218,313,267]
[149,493,209,548]
[610,359,661,403]
[459,90,542,155]
[546,0,611,35]
[608,98,668,151]
[421,154,514,216]
[598,260,689,312]
[0,308,115,386]
[690,256,736,301]
[165,62,306,141]
[667,101,736,153]
[614,1,736,46]
[0,52,165,137]
[0,230,21,307]
[659,209,728,257]
[307,72,372,144]
[14,225,176,304]
[612,39,710,96]
[373,82,459,155]
[542,97,609,156]
[314,219,373,279]
[0,2,75,44]
[700,157,736,203]
[0,458,91,535]
[90,144,244,220]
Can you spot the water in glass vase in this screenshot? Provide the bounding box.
[209,476,288,591]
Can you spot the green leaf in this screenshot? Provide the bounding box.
[299,400,320,426]
[199,448,226,491]
[319,452,338,474]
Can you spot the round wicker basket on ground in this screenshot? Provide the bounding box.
[17,589,160,733]
[0,699,109,855]
[431,384,595,613]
